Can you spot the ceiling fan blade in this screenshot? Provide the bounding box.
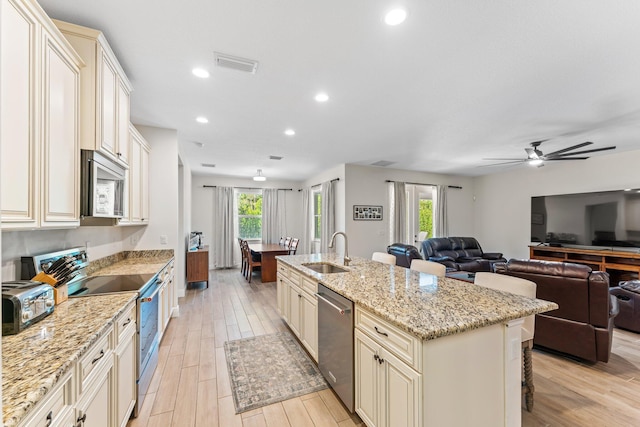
[543,141,593,157]
[482,158,526,161]
[547,146,616,158]
[478,160,527,167]
[545,157,589,160]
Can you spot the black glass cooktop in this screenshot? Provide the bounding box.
[69,274,155,297]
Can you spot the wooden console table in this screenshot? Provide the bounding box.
[186,246,209,288]
[529,245,640,285]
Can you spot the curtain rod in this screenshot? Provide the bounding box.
[384,180,462,189]
[203,185,293,191]
[298,177,340,191]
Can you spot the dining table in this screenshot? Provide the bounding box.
[247,243,291,282]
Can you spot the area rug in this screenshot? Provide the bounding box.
[224,332,328,413]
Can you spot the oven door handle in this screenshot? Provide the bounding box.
[140,285,161,303]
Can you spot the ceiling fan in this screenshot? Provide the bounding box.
[482,140,616,167]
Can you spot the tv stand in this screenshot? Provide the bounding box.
[529,246,640,285]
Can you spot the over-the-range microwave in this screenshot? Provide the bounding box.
[80,150,125,220]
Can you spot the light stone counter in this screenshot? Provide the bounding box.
[277,253,557,340]
[2,293,137,426]
[87,249,174,276]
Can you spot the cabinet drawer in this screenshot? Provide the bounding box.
[301,276,317,295]
[355,306,422,372]
[19,370,74,427]
[115,303,136,343]
[277,262,290,279]
[79,328,113,390]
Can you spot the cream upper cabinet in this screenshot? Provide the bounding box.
[53,19,132,168]
[1,0,83,230]
[127,124,150,225]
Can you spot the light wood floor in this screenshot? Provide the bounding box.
[127,268,363,427]
[128,268,640,427]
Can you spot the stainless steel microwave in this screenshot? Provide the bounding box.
[80,150,125,219]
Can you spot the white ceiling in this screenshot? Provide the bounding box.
[38,0,640,181]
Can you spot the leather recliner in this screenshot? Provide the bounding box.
[495,259,619,363]
[420,237,506,272]
[609,280,640,333]
[386,243,422,268]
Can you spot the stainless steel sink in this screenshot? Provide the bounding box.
[302,263,349,274]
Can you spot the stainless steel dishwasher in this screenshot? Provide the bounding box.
[316,283,354,412]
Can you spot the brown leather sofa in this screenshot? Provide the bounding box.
[494,259,619,363]
[609,280,640,333]
[420,237,506,272]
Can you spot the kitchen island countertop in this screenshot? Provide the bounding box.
[2,293,136,426]
[277,253,557,341]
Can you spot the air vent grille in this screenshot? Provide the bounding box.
[202,163,216,168]
[269,155,283,160]
[214,52,259,74]
[371,160,395,167]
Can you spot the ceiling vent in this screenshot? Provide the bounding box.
[371,160,395,167]
[201,163,216,168]
[214,52,259,74]
[269,155,283,160]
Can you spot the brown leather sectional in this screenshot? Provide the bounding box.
[495,259,619,363]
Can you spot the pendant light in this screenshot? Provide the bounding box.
[253,169,266,181]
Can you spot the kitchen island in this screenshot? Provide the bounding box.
[276,254,557,427]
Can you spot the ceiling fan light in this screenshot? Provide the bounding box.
[253,169,267,181]
[529,159,544,167]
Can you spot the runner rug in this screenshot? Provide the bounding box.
[224,332,328,413]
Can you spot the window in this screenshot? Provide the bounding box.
[419,198,433,239]
[313,190,321,240]
[237,190,262,239]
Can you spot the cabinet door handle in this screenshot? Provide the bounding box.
[45,410,53,427]
[378,357,384,365]
[91,349,105,365]
[122,318,132,327]
[76,413,86,427]
[374,326,389,337]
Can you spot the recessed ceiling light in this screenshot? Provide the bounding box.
[384,8,407,26]
[192,68,210,78]
[284,129,295,136]
[624,188,632,191]
[196,116,209,124]
[315,93,329,103]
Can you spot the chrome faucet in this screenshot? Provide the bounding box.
[329,231,351,266]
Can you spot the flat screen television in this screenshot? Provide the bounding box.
[531,189,640,251]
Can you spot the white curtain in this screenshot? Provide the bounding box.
[390,181,407,244]
[320,180,336,253]
[213,186,236,268]
[262,189,286,244]
[434,185,449,237]
[300,188,311,254]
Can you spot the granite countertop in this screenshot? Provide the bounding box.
[87,249,174,276]
[277,254,557,341]
[2,294,137,426]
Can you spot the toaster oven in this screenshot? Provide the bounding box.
[2,281,55,335]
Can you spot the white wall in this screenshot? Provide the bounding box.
[191,174,304,268]
[344,164,476,258]
[473,148,640,260]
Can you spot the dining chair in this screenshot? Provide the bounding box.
[279,236,285,245]
[238,238,248,277]
[284,236,292,248]
[410,259,446,277]
[289,238,299,255]
[241,240,262,283]
[372,252,396,265]
[474,272,537,411]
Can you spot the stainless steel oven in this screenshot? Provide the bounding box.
[136,276,161,415]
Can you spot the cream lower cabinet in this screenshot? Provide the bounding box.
[114,306,137,427]
[277,262,318,362]
[355,328,421,427]
[158,259,175,339]
[1,0,82,230]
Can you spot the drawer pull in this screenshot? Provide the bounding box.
[76,413,86,427]
[91,349,105,365]
[122,318,132,327]
[45,410,53,427]
[374,326,389,337]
